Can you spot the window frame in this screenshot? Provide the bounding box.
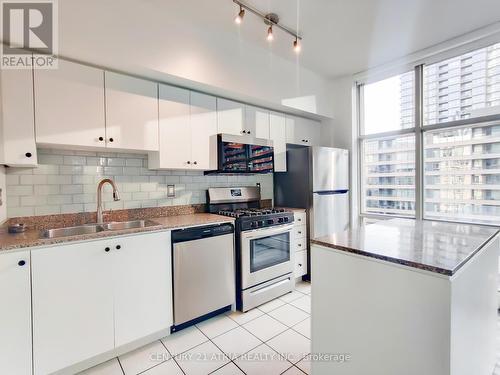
[357,60,500,226]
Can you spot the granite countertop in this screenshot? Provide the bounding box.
[0,213,234,253]
[311,218,500,276]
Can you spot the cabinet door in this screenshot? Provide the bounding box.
[269,111,287,172]
[112,232,173,347]
[32,241,114,375]
[217,98,245,136]
[35,59,106,148]
[191,92,218,170]
[0,251,32,375]
[245,105,270,139]
[105,72,159,151]
[152,84,191,169]
[286,115,321,146]
[0,67,37,167]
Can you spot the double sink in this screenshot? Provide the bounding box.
[42,220,157,239]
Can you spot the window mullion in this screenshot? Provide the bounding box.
[415,65,424,220]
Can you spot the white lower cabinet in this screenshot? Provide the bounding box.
[0,251,32,375]
[31,231,173,374]
[292,210,308,278]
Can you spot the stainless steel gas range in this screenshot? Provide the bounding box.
[208,186,295,312]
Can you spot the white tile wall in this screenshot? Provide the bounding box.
[6,149,274,218]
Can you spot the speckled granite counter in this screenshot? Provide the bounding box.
[0,213,234,253]
[311,218,499,275]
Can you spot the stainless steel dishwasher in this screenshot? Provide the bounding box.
[171,223,235,331]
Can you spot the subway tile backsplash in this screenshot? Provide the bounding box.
[5,149,273,218]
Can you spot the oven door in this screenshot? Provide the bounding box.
[240,224,294,289]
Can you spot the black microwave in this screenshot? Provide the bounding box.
[206,134,274,174]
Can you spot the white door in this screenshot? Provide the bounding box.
[0,251,32,375]
[35,59,106,148]
[105,72,159,151]
[112,232,173,347]
[286,115,321,146]
[269,111,287,172]
[0,66,37,167]
[191,91,218,170]
[31,241,114,375]
[245,105,270,139]
[154,84,191,169]
[217,98,245,136]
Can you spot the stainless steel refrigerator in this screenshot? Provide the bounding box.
[274,145,350,242]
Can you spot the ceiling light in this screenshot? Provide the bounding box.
[235,6,245,24]
[267,26,274,41]
[293,38,301,53]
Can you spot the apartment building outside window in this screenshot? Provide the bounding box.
[359,41,500,225]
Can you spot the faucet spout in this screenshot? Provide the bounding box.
[96,178,120,224]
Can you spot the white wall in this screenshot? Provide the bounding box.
[0,166,6,223]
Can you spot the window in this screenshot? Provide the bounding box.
[358,41,500,226]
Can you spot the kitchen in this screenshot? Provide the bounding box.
[1,1,500,375]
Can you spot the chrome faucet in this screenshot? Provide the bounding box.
[96,178,120,224]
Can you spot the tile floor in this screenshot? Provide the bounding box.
[79,281,312,375]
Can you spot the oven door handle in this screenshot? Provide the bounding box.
[241,224,295,240]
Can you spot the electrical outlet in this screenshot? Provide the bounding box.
[167,184,175,198]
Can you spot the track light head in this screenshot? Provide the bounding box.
[235,7,245,24]
[293,38,301,53]
[267,26,274,41]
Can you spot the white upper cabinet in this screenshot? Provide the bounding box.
[245,105,270,139]
[0,66,37,167]
[269,111,287,172]
[151,86,217,170]
[190,91,217,170]
[105,72,159,152]
[217,98,245,136]
[34,59,106,148]
[0,251,32,375]
[286,115,321,146]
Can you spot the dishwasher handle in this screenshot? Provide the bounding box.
[172,223,234,243]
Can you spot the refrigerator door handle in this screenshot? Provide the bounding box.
[313,189,349,195]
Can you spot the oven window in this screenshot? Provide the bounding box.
[250,232,290,273]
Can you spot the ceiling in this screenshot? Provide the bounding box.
[57,0,500,79]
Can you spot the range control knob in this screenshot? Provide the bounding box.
[283,217,289,223]
[278,217,284,223]
[267,219,274,225]
[257,220,265,227]
[250,221,258,228]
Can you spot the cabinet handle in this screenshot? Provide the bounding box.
[98,136,104,141]
[298,263,302,267]
[298,243,302,247]
[187,161,191,164]
[104,247,110,252]
[18,260,26,266]
[298,231,302,234]
[25,152,32,158]
[247,130,251,135]
[193,161,197,165]
[116,245,121,250]
[241,130,247,134]
[109,138,114,142]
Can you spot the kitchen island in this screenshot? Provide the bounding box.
[310,218,499,375]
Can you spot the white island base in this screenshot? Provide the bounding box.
[311,237,499,375]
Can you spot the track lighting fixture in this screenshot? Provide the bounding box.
[233,0,302,53]
[234,6,245,24]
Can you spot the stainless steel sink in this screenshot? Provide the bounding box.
[42,224,105,239]
[102,220,147,231]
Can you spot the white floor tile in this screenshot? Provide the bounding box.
[226,308,264,325]
[257,298,286,313]
[79,358,123,375]
[176,341,229,375]
[296,356,311,374]
[119,341,168,375]
[282,365,306,375]
[234,344,292,375]
[292,317,311,339]
[289,295,311,314]
[242,314,288,342]
[212,326,262,360]
[295,282,311,295]
[211,362,245,374]
[196,315,239,339]
[279,290,305,304]
[140,359,183,375]
[267,329,311,364]
[267,304,309,327]
[161,326,208,355]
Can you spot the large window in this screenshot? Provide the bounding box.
[359,41,500,226]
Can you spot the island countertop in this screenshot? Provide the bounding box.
[311,218,500,275]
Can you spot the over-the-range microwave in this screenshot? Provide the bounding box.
[205,134,274,174]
